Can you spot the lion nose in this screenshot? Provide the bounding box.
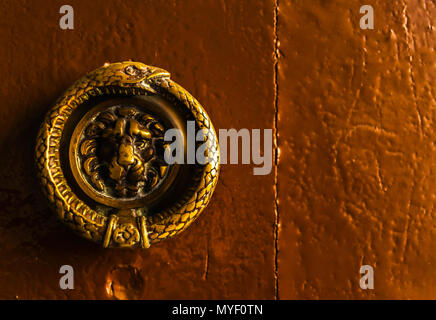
[118,137,135,166]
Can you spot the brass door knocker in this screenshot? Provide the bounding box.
[35,61,219,248]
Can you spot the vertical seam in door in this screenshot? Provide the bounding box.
[273,0,280,301]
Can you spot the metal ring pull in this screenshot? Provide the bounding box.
[35,61,219,248]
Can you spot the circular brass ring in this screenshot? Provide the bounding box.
[35,61,219,248]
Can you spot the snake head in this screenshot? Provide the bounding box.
[110,61,170,83]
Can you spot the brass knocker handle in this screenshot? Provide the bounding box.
[35,62,219,248]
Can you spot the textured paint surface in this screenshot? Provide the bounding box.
[278,0,436,299]
[1,0,436,299]
[0,0,275,299]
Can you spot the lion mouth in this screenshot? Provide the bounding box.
[109,155,151,198]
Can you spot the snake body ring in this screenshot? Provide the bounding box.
[35,61,219,248]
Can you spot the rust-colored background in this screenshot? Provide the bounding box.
[0,0,435,299]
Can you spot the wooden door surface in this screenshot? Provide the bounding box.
[0,0,435,299]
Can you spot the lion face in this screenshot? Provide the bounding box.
[78,106,168,199]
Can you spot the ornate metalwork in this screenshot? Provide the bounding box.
[35,61,219,248]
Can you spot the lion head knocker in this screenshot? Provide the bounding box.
[78,106,168,199]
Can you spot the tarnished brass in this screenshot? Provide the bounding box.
[35,61,219,248]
